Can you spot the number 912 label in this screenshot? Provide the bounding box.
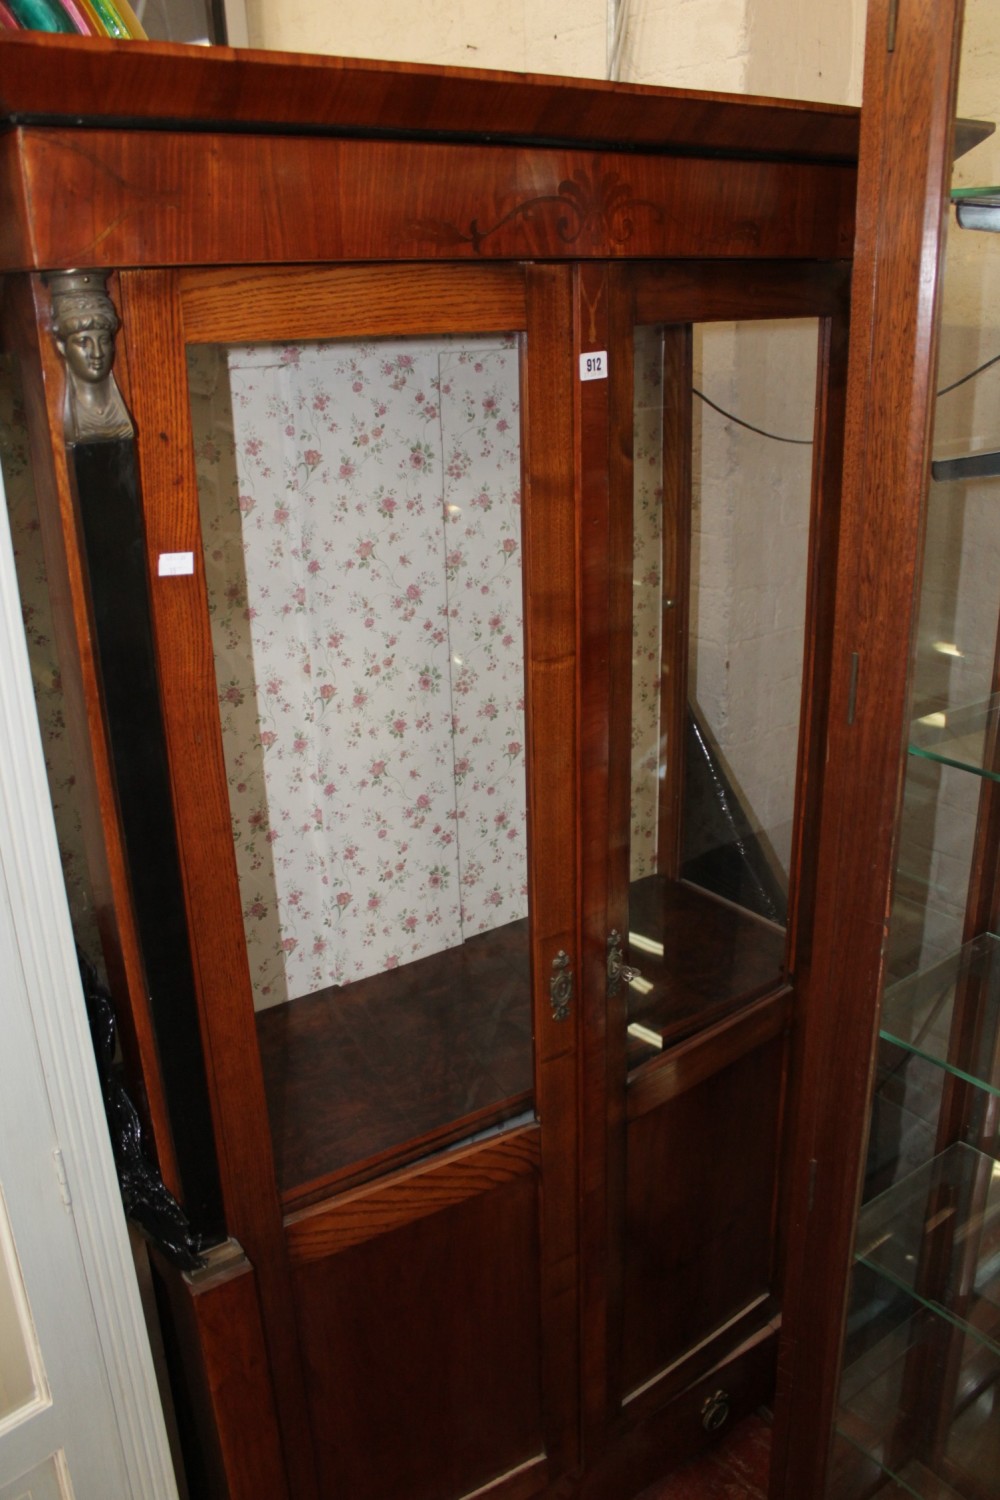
[579,350,608,381]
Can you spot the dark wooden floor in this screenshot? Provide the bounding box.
[635,1413,771,1499]
[256,878,787,1204]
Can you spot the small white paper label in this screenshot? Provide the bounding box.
[579,350,608,382]
[158,552,194,577]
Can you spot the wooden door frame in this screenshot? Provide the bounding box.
[577,257,851,1461]
[769,0,966,1493]
[119,258,585,1495]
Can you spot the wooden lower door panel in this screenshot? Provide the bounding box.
[286,1134,545,1500]
[621,1031,784,1397]
[582,1323,778,1499]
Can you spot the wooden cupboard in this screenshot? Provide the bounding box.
[0,31,862,1500]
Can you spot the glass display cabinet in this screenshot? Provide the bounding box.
[772,1,1000,1497]
[0,29,866,1500]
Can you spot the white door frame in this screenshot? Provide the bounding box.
[0,467,179,1499]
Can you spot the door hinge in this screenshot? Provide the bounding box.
[53,1147,73,1210]
[887,0,899,52]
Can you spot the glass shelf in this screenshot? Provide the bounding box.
[834,1278,1000,1500]
[880,934,1000,1097]
[856,1143,1000,1354]
[908,695,1000,781]
[831,1428,965,1500]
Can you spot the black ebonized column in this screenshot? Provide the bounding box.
[71,436,225,1241]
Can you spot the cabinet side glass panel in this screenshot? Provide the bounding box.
[188,334,533,1196]
[627,319,818,1062]
[833,5,1000,1494]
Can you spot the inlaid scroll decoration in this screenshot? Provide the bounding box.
[47,269,134,443]
[407,166,663,253]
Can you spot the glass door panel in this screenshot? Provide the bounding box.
[187,331,533,1196]
[627,317,819,1064]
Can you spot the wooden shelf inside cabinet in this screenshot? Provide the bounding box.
[623,876,785,1065]
[255,920,533,1206]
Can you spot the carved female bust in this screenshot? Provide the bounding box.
[48,270,133,443]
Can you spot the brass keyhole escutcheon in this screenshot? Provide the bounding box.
[701,1388,731,1434]
[607,929,643,998]
[550,950,573,1022]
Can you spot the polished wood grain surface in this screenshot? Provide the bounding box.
[0,31,859,161]
[5,129,856,272]
[626,876,785,1056]
[521,261,582,1482]
[575,258,842,1472]
[622,1033,784,1394]
[575,261,628,1452]
[285,1127,541,1261]
[179,262,527,346]
[291,1166,544,1500]
[781,308,850,980]
[153,1246,288,1500]
[0,134,26,273]
[627,989,791,1122]
[770,0,966,1494]
[633,259,851,325]
[131,256,584,1492]
[0,31,871,1495]
[121,268,321,1500]
[256,920,533,1203]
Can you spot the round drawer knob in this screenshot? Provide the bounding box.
[701,1388,731,1434]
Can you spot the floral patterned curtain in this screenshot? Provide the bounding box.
[4,333,666,1016]
[191,336,527,1009]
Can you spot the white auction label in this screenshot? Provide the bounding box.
[158,551,195,577]
[579,350,608,381]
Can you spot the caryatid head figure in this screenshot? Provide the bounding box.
[48,270,134,443]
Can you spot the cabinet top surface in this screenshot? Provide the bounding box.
[0,32,859,164]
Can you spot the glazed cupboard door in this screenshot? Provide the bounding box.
[119,262,580,1500]
[579,260,851,1485]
